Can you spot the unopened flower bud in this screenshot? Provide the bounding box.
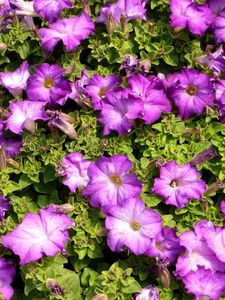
[0,43,7,51]
[190,146,218,166]
[107,14,115,33]
[23,118,36,134]
[159,267,171,289]
[54,203,74,214]
[0,146,7,170]
[7,158,20,169]
[46,278,64,296]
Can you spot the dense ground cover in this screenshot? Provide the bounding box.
[1,0,225,299]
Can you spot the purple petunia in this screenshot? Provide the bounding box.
[134,285,159,300]
[0,258,15,300]
[0,0,11,17]
[83,154,142,213]
[169,0,214,35]
[57,152,92,193]
[85,74,121,110]
[105,198,162,255]
[33,0,72,23]
[181,267,225,300]
[0,195,10,222]
[98,88,142,135]
[38,13,95,54]
[214,10,225,43]
[6,100,47,134]
[2,205,75,265]
[26,63,71,106]
[209,0,225,15]
[0,60,30,98]
[152,161,206,209]
[168,68,214,119]
[128,74,171,124]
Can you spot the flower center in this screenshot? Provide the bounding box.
[110,174,122,185]
[130,221,141,231]
[185,85,198,96]
[44,78,55,89]
[99,87,107,98]
[170,180,177,188]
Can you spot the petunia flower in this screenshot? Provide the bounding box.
[6,101,47,134]
[26,63,71,106]
[33,0,72,23]
[38,13,95,54]
[214,9,225,43]
[181,267,225,300]
[168,68,214,119]
[0,0,11,17]
[0,195,10,222]
[2,205,75,265]
[134,285,159,300]
[0,258,15,300]
[96,2,122,33]
[83,154,142,213]
[152,161,206,209]
[128,74,171,124]
[57,152,92,193]
[85,74,121,110]
[169,0,214,35]
[98,88,142,135]
[209,0,225,15]
[105,198,162,255]
[0,61,30,98]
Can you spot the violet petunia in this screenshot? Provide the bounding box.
[0,195,10,222]
[152,161,206,209]
[128,74,171,124]
[0,258,15,300]
[38,13,95,54]
[2,205,75,265]
[85,74,121,110]
[26,63,71,106]
[98,88,142,135]
[214,9,225,43]
[83,154,142,213]
[209,0,225,15]
[57,152,92,193]
[96,2,121,32]
[0,0,11,17]
[204,226,225,263]
[0,60,30,98]
[33,0,72,23]
[134,285,159,300]
[145,226,183,266]
[6,100,47,134]
[182,267,225,300]
[117,0,147,22]
[168,68,214,119]
[169,0,214,35]
[105,198,162,255]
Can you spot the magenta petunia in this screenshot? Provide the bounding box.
[0,258,15,300]
[38,13,95,54]
[135,285,159,300]
[181,267,225,300]
[168,68,214,119]
[209,0,225,15]
[26,63,71,106]
[57,152,92,193]
[145,226,183,266]
[2,205,75,265]
[0,61,30,98]
[96,2,122,32]
[6,100,47,135]
[33,0,72,23]
[83,154,142,213]
[117,0,147,22]
[85,74,121,110]
[0,0,11,17]
[98,88,142,135]
[128,74,171,124]
[152,161,206,209]
[105,198,162,255]
[204,226,225,263]
[169,0,214,35]
[214,9,225,43]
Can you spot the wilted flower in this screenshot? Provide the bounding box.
[26,63,71,106]
[38,13,95,54]
[2,205,75,265]
[128,74,171,124]
[169,0,214,35]
[85,74,121,110]
[168,68,214,119]
[57,152,92,193]
[135,285,159,300]
[33,0,72,23]
[0,258,15,300]
[105,198,162,254]
[10,0,37,16]
[0,61,30,98]
[0,195,10,221]
[181,267,225,300]
[98,88,142,135]
[189,146,218,165]
[152,161,206,209]
[83,154,142,213]
[6,101,47,134]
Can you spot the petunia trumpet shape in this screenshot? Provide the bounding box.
[38,13,95,54]
[83,154,142,213]
[0,258,15,300]
[152,161,206,209]
[2,205,75,265]
[105,198,162,255]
